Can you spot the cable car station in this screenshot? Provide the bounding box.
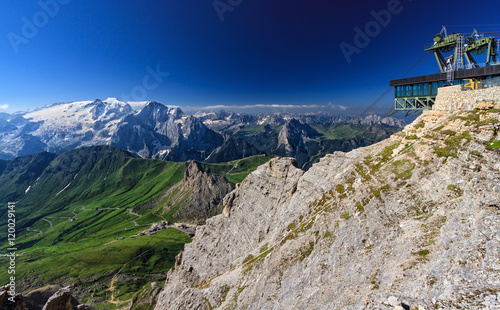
[390,27,500,111]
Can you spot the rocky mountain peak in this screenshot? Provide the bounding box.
[184,160,205,179]
[159,161,234,223]
[276,118,320,153]
[282,118,319,137]
[89,100,105,120]
[137,101,169,119]
[41,286,79,310]
[168,107,184,119]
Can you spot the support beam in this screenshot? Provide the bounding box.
[394,97,435,111]
[434,51,445,73]
[487,41,493,64]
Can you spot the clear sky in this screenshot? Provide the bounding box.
[1,0,500,114]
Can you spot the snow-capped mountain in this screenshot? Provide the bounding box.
[0,99,223,161]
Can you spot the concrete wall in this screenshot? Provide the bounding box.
[433,85,500,112]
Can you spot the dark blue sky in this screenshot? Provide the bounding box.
[1,0,500,114]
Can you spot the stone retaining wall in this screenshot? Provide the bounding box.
[433,85,500,111]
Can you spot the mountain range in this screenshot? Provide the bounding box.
[0,99,405,169]
[0,99,222,161]
[205,115,402,169]
[0,98,407,309]
[195,109,406,128]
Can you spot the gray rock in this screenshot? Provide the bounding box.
[157,161,235,223]
[24,285,62,310]
[41,286,79,310]
[276,119,320,154]
[388,296,399,307]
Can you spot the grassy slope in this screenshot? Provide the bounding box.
[200,155,273,184]
[0,151,57,204]
[0,147,270,308]
[14,229,190,307]
[0,146,189,308]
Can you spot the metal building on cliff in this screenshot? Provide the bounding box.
[390,27,500,111]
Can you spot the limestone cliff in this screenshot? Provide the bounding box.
[154,86,500,309]
[160,161,234,223]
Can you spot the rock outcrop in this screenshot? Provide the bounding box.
[275,119,320,154]
[0,285,86,310]
[129,282,162,310]
[0,287,26,310]
[160,161,235,223]
[24,285,62,310]
[154,86,500,309]
[41,286,79,310]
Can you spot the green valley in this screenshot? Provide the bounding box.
[0,146,270,309]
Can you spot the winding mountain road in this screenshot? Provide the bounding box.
[25,206,156,237]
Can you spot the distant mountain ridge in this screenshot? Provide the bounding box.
[205,118,402,169]
[195,110,407,128]
[0,99,223,161]
[0,100,405,166]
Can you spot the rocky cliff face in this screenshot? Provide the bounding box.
[23,285,62,310]
[111,102,224,161]
[275,119,320,154]
[0,286,26,310]
[160,161,235,223]
[154,86,500,309]
[41,286,80,310]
